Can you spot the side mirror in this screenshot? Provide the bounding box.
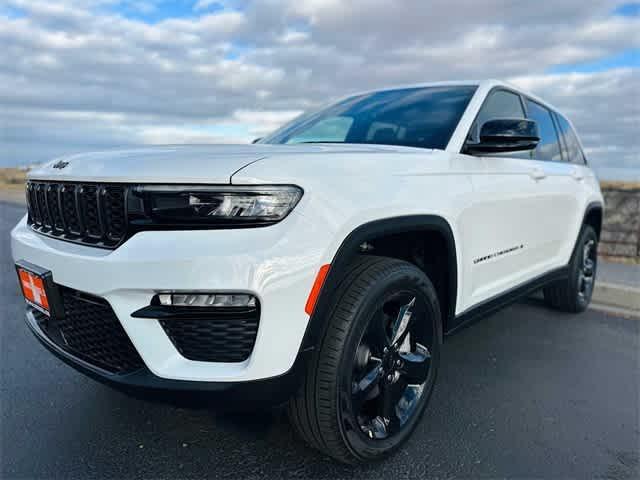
[465,118,539,154]
[251,138,262,144]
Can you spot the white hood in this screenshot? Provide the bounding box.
[27,144,421,184]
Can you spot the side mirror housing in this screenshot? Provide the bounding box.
[465,118,539,154]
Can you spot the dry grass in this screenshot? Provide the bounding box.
[600,180,640,191]
[0,167,27,187]
[0,167,28,202]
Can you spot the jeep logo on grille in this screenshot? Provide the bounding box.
[52,161,69,169]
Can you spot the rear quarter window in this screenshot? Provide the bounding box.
[555,114,587,164]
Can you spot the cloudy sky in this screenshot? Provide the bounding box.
[1,0,638,179]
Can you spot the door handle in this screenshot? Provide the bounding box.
[529,167,546,180]
[571,167,585,181]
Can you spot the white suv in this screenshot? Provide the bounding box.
[12,80,603,463]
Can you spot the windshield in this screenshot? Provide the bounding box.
[260,85,477,150]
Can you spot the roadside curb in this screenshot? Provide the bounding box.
[589,303,640,319]
[592,282,640,314]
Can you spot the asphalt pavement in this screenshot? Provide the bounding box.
[1,201,639,479]
[599,261,640,287]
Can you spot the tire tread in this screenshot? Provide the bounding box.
[543,225,597,313]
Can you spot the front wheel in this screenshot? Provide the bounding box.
[287,256,442,463]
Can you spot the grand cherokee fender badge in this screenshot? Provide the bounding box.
[474,244,524,265]
[52,160,69,169]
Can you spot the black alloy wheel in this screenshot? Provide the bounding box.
[288,256,442,463]
[348,293,433,440]
[577,237,597,303]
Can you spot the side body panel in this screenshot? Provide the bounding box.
[457,155,553,310]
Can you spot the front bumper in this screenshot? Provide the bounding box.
[11,211,331,384]
[24,309,310,408]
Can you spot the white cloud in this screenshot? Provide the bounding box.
[136,125,249,144]
[193,0,219,12]
[0,0,638,180]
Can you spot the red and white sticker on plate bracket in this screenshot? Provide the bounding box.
[17,267,50,315]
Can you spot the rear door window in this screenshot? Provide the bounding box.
[524,99,563,162]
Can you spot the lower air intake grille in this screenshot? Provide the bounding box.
[34,287,144,374]
[159,307,260,363]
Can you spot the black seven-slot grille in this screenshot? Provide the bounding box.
[31,286,144,374]
[26,181,127,249]
[159,306,260,363]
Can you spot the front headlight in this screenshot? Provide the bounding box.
[128,185,303,228]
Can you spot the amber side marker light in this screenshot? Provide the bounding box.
[305,264,331,315]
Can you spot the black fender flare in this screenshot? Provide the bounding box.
[299,215,458,353]
[581,201,604,239]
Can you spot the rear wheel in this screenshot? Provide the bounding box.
[544,225,598,313]
[287,256,442,463]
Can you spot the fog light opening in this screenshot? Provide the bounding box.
[155,293,256,308]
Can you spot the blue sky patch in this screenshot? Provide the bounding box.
[105,0,225,23]
[613,2,640,16]
[0,5,26,19]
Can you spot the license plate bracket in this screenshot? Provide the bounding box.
[15,260,63,318]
